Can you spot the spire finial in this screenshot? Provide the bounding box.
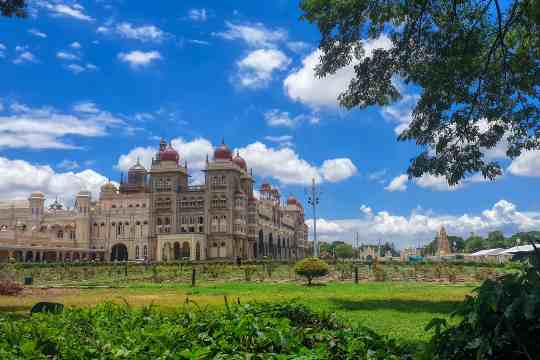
[221,136,225,145]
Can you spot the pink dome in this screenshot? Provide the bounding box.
[214,140,233,160]
[233,152,247,170]
[160,145,179,163]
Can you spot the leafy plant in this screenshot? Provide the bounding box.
[294,257,330,285]
[425,264,540,359]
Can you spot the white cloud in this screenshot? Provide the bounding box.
[57,51,79,61]
[215,21,287,48]
[264,135,294,147]
[28,29,47,38]
[13,51,37,64]
[114,22,166,43]
[0,43,5,58]
[284,35,392,109]
[188,8,208,22]
[188,39,210,46]
[309,200,540,248]
[381,92,419,135]
[57,159,80,170]
[65,63,96,74]
[238,142,356,185]
[70,41,81,49]
[0,100,124,149]
[508,151,540,177]
[320,158,358,182]
[287,41,310,53]
[38,1,93,21]
[415,174,464,192]
[118,50,162,68]
[0,157,109,203]
[73,101,99,114]
[385,174,408,192]
[236,49,290,88]
[264,109,319,128]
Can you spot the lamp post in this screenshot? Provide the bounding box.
[306,178,321,257]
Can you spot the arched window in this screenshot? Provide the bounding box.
[211,216,219,232]
[219,215,227,232]
[135,246,140,258]
[57,230,63,239]
[143,245,148,257]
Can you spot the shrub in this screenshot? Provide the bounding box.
[0,280,23,296]
[294,257,329,285]
[0,302,409,359]
[242,265,257,281]
[425,264,540,359]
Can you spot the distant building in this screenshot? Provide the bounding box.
[437,226,451,256]
[0,139,310,263]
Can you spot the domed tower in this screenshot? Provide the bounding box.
[120,158,147,194]
[214,139,233,161]
[100,180,117,200]
[149,139,188,243]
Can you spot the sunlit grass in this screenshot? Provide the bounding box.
[0,281,474,344]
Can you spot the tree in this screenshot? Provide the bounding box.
[300,0,540,185]
[294,257,330,285]
[335,243,354,259]
[465,234,486,253]
[487,230,506,248]
[448,236,465,253]
[1,0,26,18]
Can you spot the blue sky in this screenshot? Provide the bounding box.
[0,0,539,248]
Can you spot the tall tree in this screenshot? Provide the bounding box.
[1,0,26,18]
[300,0,540,185]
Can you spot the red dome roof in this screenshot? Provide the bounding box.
[233,151,247,170]
[160,145,179,163]
[287,196,298,205]
[214,140,232,160]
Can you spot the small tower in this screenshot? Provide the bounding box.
[437,226,451,256]
[75,190,91,216]
[29,192,45,222]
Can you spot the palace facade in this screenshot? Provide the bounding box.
[0,139,311,263]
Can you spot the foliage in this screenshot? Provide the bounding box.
[0,280,22,296]
[300,0,540,185]
[294,257,330,285]
[0,302,409,359]
[425,265,540,359]
[335,243,354,259]
[0,0,26,17]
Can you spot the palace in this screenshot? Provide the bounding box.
[0,139,311,263]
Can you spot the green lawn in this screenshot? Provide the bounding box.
[0,281,475,345]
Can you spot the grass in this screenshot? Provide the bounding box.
[0,281,475,345]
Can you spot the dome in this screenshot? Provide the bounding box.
[214,139,232,160]
[287,196,298,205]
[160,144,180,163]
[233,151,247,170]
[260,182,271,191]
[101,181,117,192]
[129,158,146,172]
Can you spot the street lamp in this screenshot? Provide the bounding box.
[306,178,321,257]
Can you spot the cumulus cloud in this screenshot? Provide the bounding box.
[0,157,109,203]
[264,109,319,128]
[70,41,81,49]
[56,51,79,61]
[99,22,166,43]
[215,21,287,48]
[0,100,125,149]
[320,159,358,182]
[237,142,356,185]
[284,35,392,109]
[508,151,540,177]
[13,51,37,64]
[385,174,408,192]
[188,8,208,22]
[28,29,47,38]
[309,200,540,248]
[118,50,162,68]
[235,49,290,88]
[380,92,420,135]
[37,1,93,21]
